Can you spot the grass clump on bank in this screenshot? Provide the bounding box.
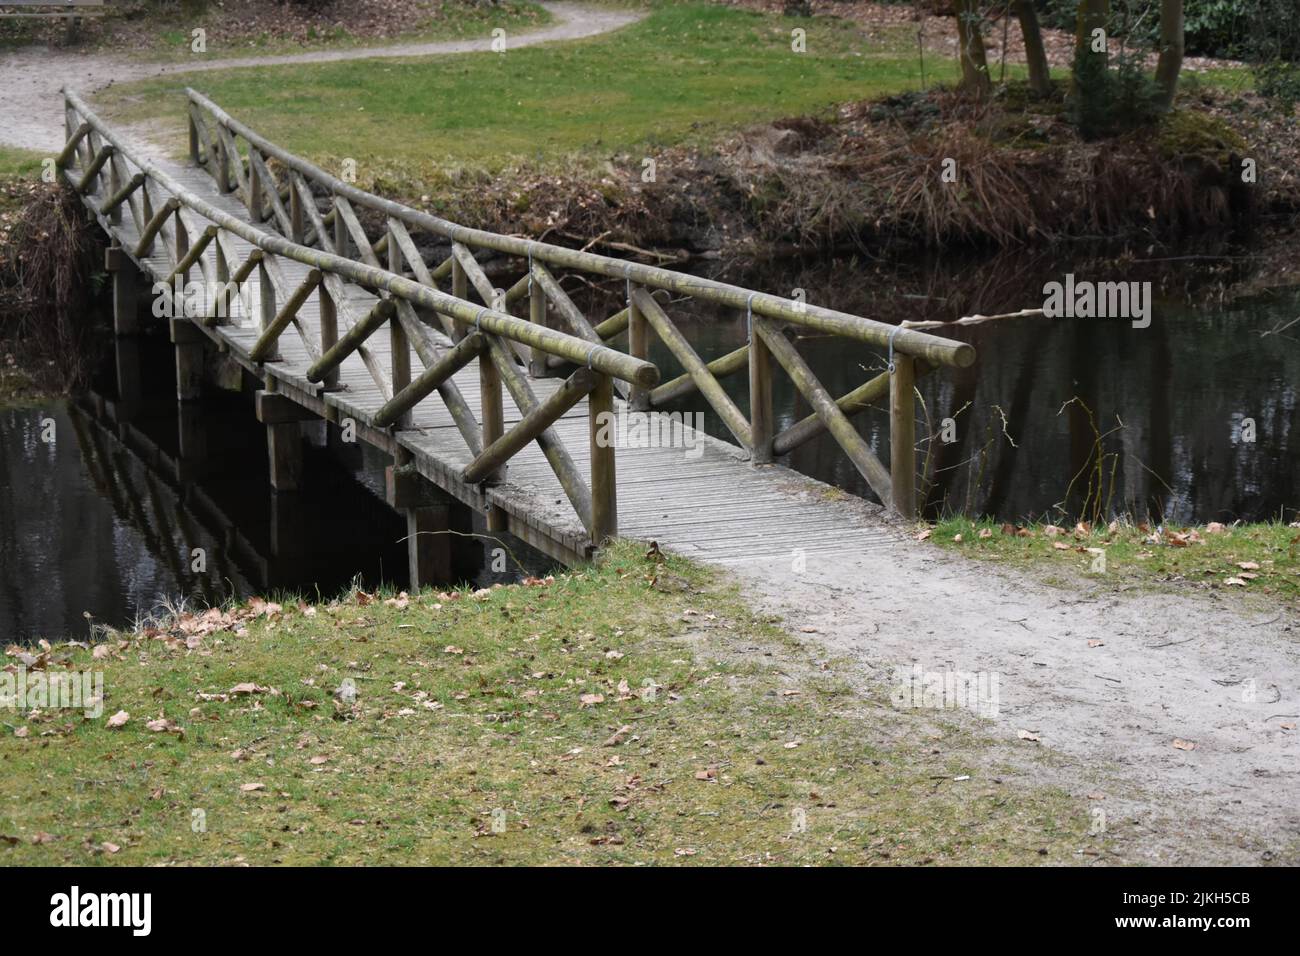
[931,517,1300,605]
[0,541,1094,866]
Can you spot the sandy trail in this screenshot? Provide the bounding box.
[735,511,1300,865]
[0,2,642,153]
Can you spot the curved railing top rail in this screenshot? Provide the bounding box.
[185,88,976,370]
[63,88,658,388]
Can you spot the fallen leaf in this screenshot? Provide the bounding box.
[240,782,267,792]
[1172,738,1196,751]
[106,710,130,729]
[1017,730,1040,742]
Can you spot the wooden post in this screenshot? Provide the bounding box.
[258,260,281,362]
[106,244,140,336]
[388,226,411,426]
[216,134,232,193]
[289,182,305,243]
[319,283,340,389]
[188,111,200,166]
[248,152,262,222]
[107,160,122,226]
[267,423,303,492]
[628,284,650,411]
[387,453,451,589]
[173,211,190,285]
[890,354,917,518]
[528,278,549,377]
[480,344,507,532]
[451,258,469,339]
[170,318,205,402]
[748,312,773,464]
[588,372,617,546]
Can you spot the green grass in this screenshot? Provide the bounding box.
[0,147,46,181]
[0,542,1094,866]
[932,517,1300,605]
[95,3,955,173]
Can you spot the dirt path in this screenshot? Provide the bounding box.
[0,2,643,154]
[734,513,1300,865]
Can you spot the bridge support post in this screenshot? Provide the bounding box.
[170,318,205,401]
[257,390,315,493]
[387,454,451,589]
[889,354,918,518]
[266,423,304,492]
[106,243,141,336]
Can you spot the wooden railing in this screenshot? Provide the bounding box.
[61,88,657,548]
[184,90,976,519]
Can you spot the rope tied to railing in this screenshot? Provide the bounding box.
[745,291,757,339]
[473,306,488,334]
[887,322,904,374]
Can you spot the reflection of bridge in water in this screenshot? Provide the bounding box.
[67,337,490,604]
[56,86,975,584]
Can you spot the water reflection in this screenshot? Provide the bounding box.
[626,252,1299,524]
[0,337,557,642]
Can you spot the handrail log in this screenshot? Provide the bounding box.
[186,88,974,368]
[306,298,395,382]
[754,315,893,505]
[650,344,749,406]
[462,368,596,483]
[631,287,753,451]
[98,172,146,216]
[63,89,658,388]
[249,269,324,362]
[772,361,934,456]
[372,330,487,429]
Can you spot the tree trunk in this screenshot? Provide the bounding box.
[1071,0,1110,137]
[1015,0,1052,97]
[954,0,991,97]
[1154,0,1185,110]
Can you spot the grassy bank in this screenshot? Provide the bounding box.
[96,3,951,169]
[932,518,1300,605]
[0,542,1094,866]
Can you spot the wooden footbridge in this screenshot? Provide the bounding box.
[56,88,975,582]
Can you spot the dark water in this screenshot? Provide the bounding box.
[2,248,1297,639]
[0,337,557,642]
[635,252,1299,525]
